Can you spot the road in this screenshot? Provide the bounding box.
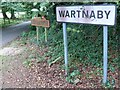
[0,21,31,47]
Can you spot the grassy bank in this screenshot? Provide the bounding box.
[19,22,118,88]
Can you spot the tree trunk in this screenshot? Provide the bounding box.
[10,9,16,19]
[1,7,10,24]
[1,8,9,19]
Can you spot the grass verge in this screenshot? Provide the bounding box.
[0,18,25,28]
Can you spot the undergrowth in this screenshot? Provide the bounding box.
[20,20,118,87]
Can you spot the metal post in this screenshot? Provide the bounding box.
[45,28,47,42]
[63,23,68,76]
[36,27,39,44]
[103,26,108,84]
[0,28,2,89]
[0,29,2,48]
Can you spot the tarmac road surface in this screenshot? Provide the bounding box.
[0,21,31,47]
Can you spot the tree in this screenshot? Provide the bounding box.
[9,2,25,19]
[0,2,25,19]
[0,2,10,23]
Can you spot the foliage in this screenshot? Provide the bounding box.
[0,18,23,28]
[23,60,32,67]
[0,2,28,27]
[23,22,118,87]
[66,69,80,84]
[0,2,24,18]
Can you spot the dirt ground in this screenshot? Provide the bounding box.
[1,39,76,88]
[1,38,119,88]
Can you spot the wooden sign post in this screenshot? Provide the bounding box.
[31,17,50,43]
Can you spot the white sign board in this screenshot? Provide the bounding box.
[56,5,116,26]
